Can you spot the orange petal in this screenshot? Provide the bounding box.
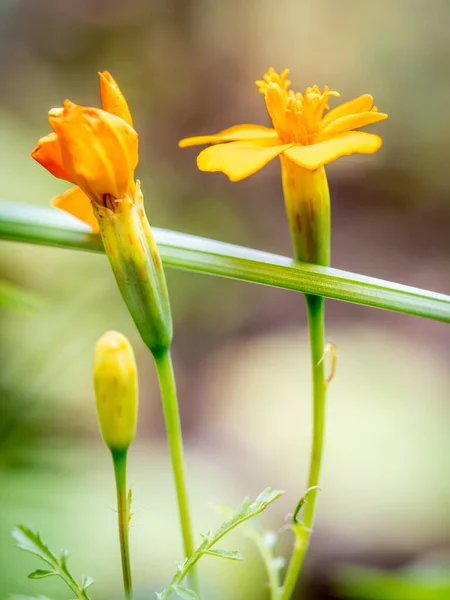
[52,186,99,232]
[49,100,138,200]
[283,132,382,170]
[322,94,374,125]
[179,124,279,148]
[197,140,293,181]
[31,132,73,183]
[99,71,133,126]
[320,111,388,136]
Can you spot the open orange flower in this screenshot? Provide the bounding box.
[32,71,137,232]
[179,68,387,181]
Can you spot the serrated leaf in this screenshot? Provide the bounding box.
[12,526,57,568]
[12,524,93,600]
[59,548,71,571]
[214,488,284,539]
[158,488,284,600]
[204,549,243,561]
[28,570,58,580]
[254,488,284,508]
[81,575,94,590]
[172,585,199,600]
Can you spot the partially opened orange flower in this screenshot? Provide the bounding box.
[32,72,172,352]
[32,71,137,232]
[179,68,387,181]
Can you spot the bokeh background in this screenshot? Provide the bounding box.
[1,1,450,599]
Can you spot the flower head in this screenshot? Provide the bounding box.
[32,72,138,232]
[179,68,387,181]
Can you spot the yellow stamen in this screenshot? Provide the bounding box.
[256,70,340,145]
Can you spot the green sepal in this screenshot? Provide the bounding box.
[28,570,58,580]
[94,197,173,355]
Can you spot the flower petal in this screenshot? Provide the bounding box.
[49,100,138,200]
[320,111,388,136]
[31,132,74,183]
[322,94,374,125]
[197,140,293,181]
[179,124,279,148]
[52,186,99,232]
[99,71,133,126]
[283,132,382,170]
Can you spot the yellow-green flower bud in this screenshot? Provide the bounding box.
[94,181,173,356]
[93,330,138,453]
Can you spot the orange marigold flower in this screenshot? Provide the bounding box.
[179,68,387,181]
[31,71,138,232]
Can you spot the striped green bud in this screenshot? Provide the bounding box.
[93,330,138,453]
[94,181,173,356]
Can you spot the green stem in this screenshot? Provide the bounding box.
[154,349,199,595]
[281,294,327,600]
[112,451,133,600]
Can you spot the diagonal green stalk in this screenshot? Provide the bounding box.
[1,200,450,322]
[112,451,133,600]
[280,294,327,600]
[154,349,199,595]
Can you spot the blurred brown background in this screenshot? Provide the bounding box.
[1,1,449,599]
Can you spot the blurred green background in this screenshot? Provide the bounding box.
[1,1,449,599]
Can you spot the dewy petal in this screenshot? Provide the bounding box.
[322,94,374,125]
[179,124,279,148]
[49,101,138,200]
[99,71,133,126]
[52,186,99,232]
[320,111,388,135]
[197,140,293,181]
[31,132,74,183]
[284,132,382,170]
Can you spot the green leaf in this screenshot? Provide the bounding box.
[1,200,449,323]
[59,548,70,570]
[158,488,284,600]
[28,570,58,580]
[12,525,92,600]
[172,586,199,600]
[12,525,58,568]
[81,575,94,590]
[204,549,244,561]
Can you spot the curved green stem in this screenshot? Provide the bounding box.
[112,451,133,600]
[281,294,327,600]
[154,349,199,595]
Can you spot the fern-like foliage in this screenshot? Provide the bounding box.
[12,525,94,600]
[157,487,284,600]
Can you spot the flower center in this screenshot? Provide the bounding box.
[256,69,339,145]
